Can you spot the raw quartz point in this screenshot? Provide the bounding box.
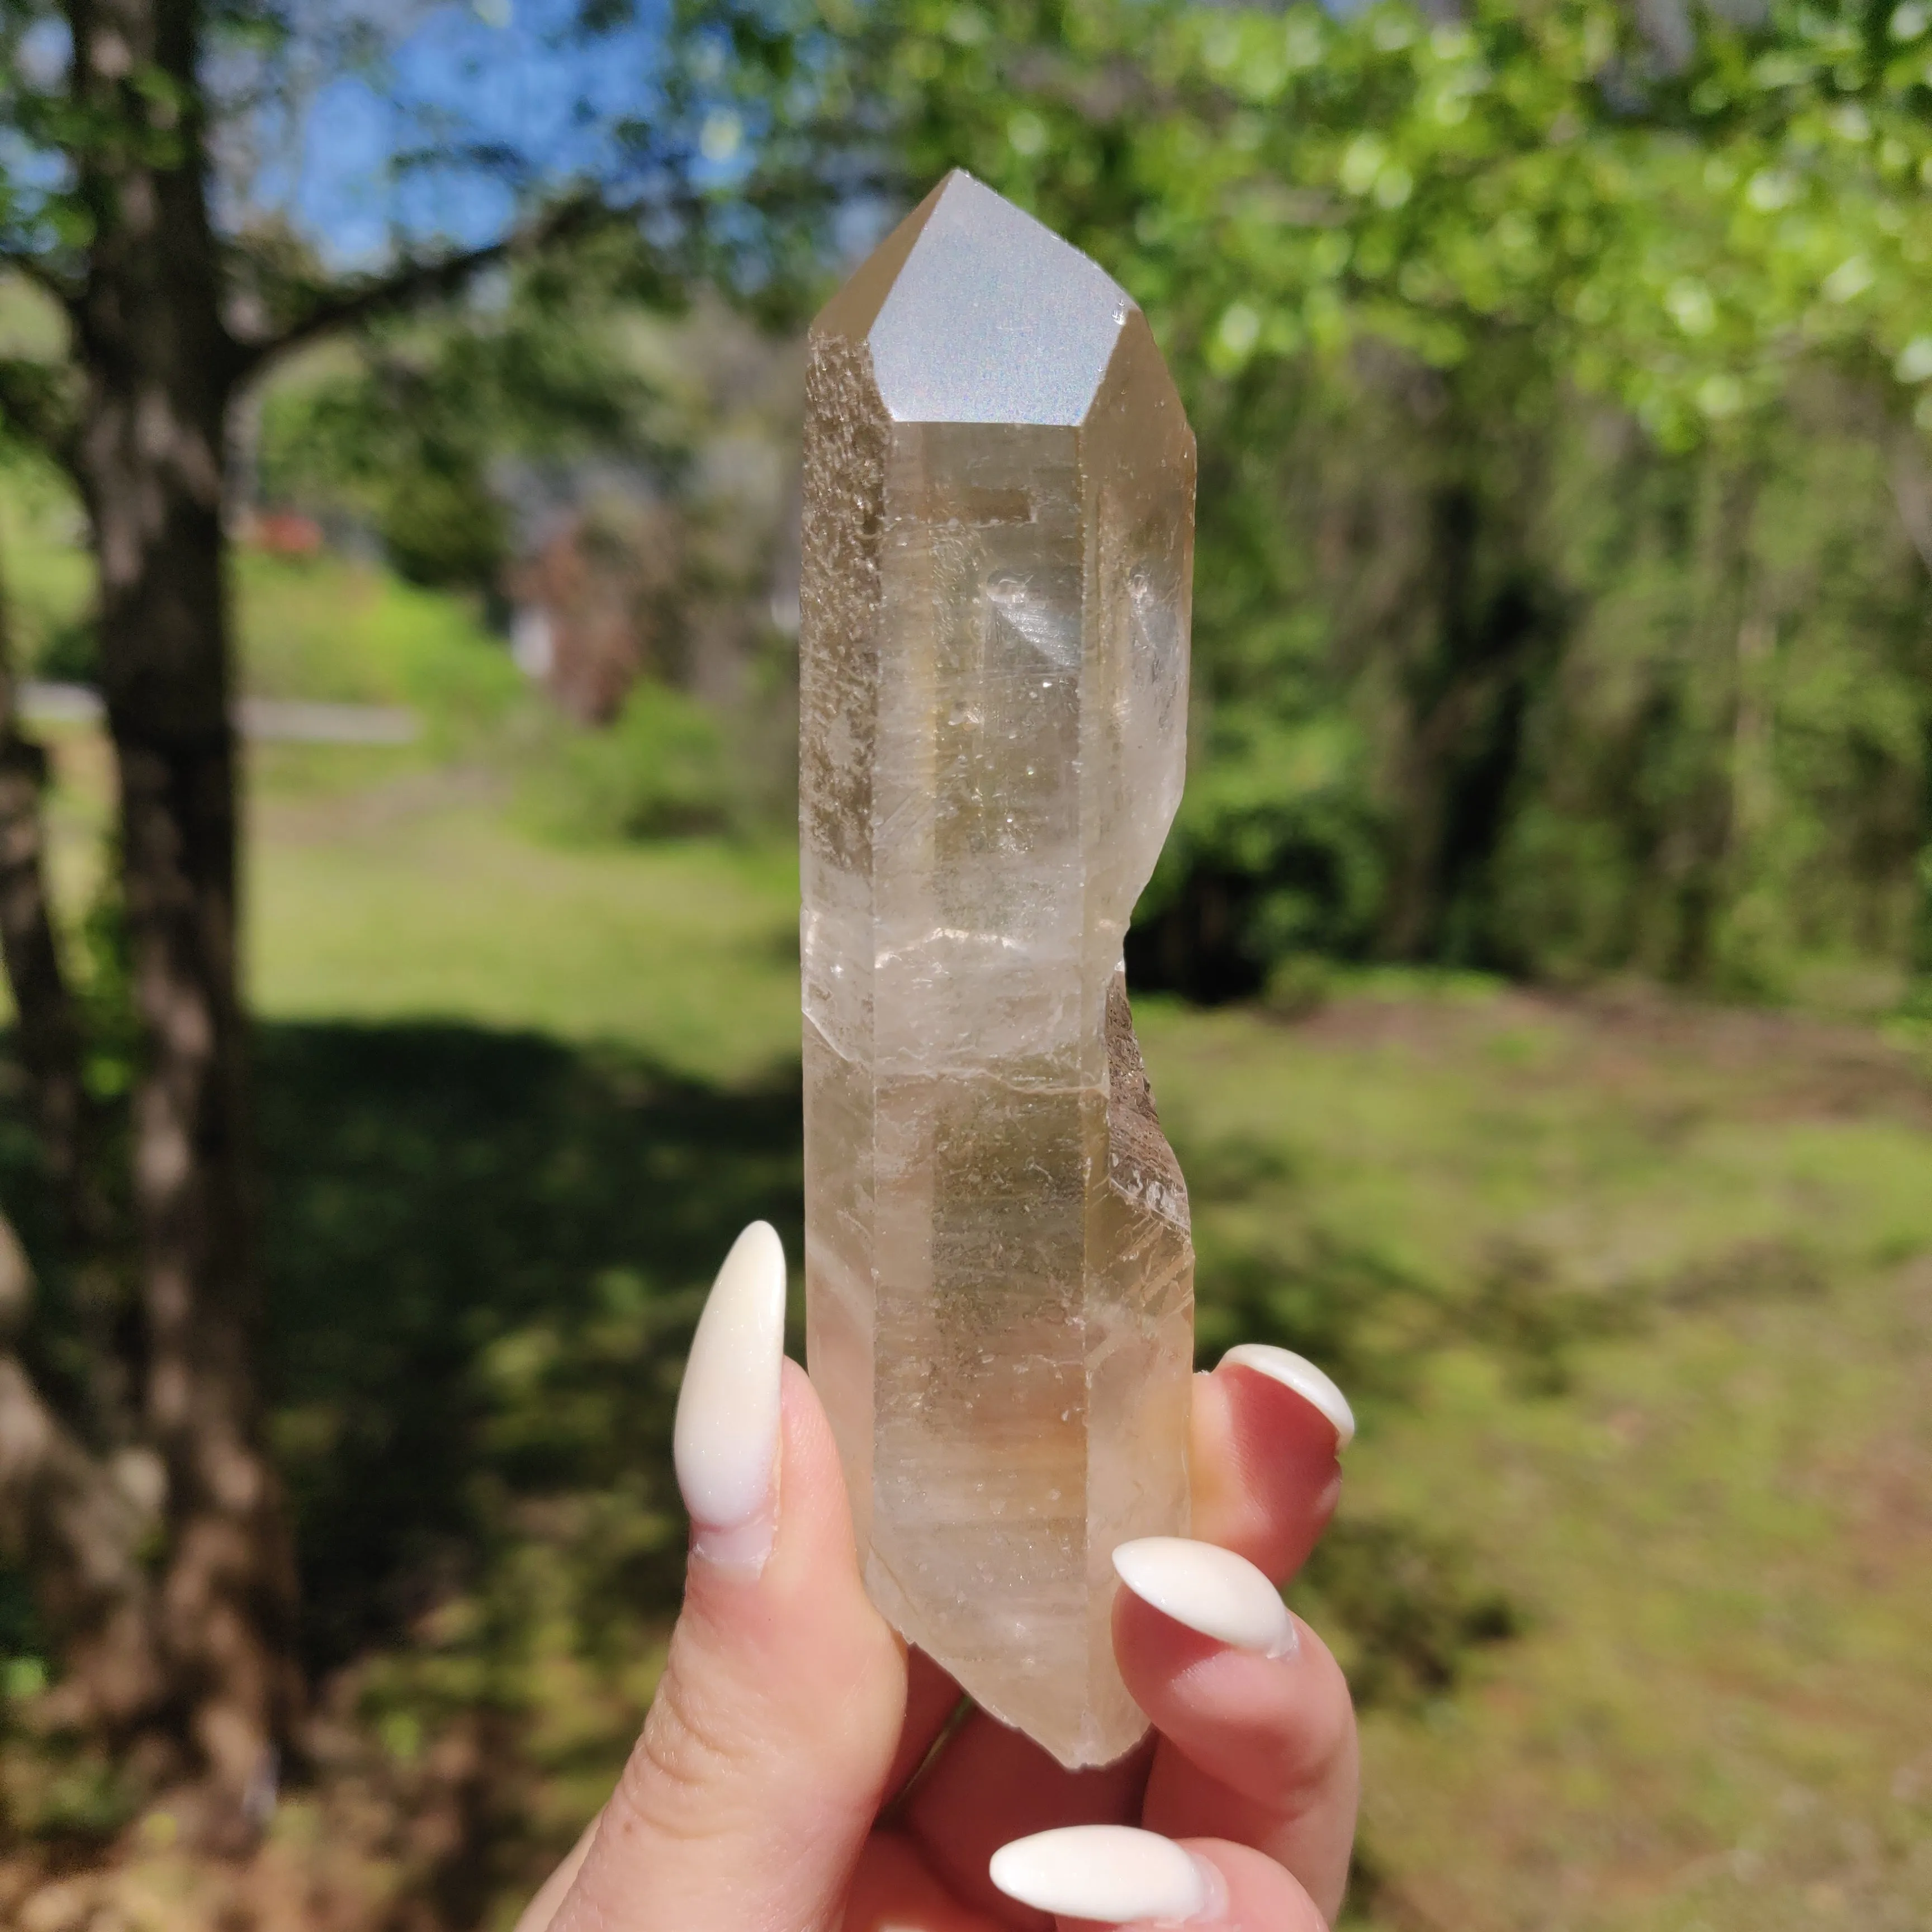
[800,171,1196,1770]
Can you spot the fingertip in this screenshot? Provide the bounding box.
[988,1829,1327,1931]
[1112,1537,1296,1660]
[1120,1595,1356,1808]
[773,1355,868,1573]
[988,1825,1213,1924]
[674,1221,789,1574]
[1188,1353,1344,1582]
[672,1309,893,1697]
[1218,1345,1355,1448]
[1169,1838,1330,1931]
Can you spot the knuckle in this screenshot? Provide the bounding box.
[612,1661,761,1845]
[1271,1641,1357,1794]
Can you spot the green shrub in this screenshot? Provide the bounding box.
[378,464,506,593]
[35,614,98,686]
[534,681,735,843]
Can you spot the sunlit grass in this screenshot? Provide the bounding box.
[233,552,523,729]
[1134,995,1932,1930]
[249,784,801,1088]
[0,462,91,664]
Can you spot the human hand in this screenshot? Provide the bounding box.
[515,1223,1358,1932]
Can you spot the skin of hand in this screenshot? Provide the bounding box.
[514,1224,1360,1932]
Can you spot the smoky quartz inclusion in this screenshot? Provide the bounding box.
[800,172,1196,1768]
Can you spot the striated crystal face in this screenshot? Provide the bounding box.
[800,171,1196,1769]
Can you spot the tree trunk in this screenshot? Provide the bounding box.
[67,0,300,1838]
[1380,481,1485,962]
[1883,429,1932,991]
[0,1214,165,1740]
[0,550,138,1452]
[1726,608,1775,865]
[1380,472,1552,966]
[1668,460,1763,986]
[0,562,93,1246]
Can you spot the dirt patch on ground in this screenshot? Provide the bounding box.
[1289,982,1932,1131]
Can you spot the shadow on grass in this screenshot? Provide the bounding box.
[10,1026,1519,1718]
[257,1021,803,1678]
[8,1019,1523,1912]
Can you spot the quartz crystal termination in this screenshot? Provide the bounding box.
[801,171,1196,1769]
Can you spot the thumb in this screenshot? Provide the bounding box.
[543,1223,907,1932]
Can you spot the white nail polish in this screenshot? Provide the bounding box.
[1219,1343,1356,1447]
[1113,1536,1298,1659]
[989,1825,1224,1925]
[673,1221,787,1575]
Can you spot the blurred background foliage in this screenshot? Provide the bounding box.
[847,0,1932,1002]
[184,0,1932,1010]
[1,1,1930,1927]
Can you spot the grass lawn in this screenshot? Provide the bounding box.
[1137,995,1932,1932]
[13,719,1932,1932]
[249,770,801,1087]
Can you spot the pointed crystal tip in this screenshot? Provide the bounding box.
[815,170,1133,427]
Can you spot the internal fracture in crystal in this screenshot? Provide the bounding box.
[799,171,1197,1769]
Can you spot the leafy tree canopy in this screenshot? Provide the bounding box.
[849,0,1932,444]
[770,0,1932,991]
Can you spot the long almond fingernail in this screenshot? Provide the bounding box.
[673,1221,787,1576]
[1113,1536,1298,1658]
[989,1825,1225,1925]
[1218,1343,1356,1447]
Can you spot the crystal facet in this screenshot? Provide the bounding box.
[800,172,1196,1768]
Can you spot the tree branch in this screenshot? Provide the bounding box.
[234,191,614,377]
